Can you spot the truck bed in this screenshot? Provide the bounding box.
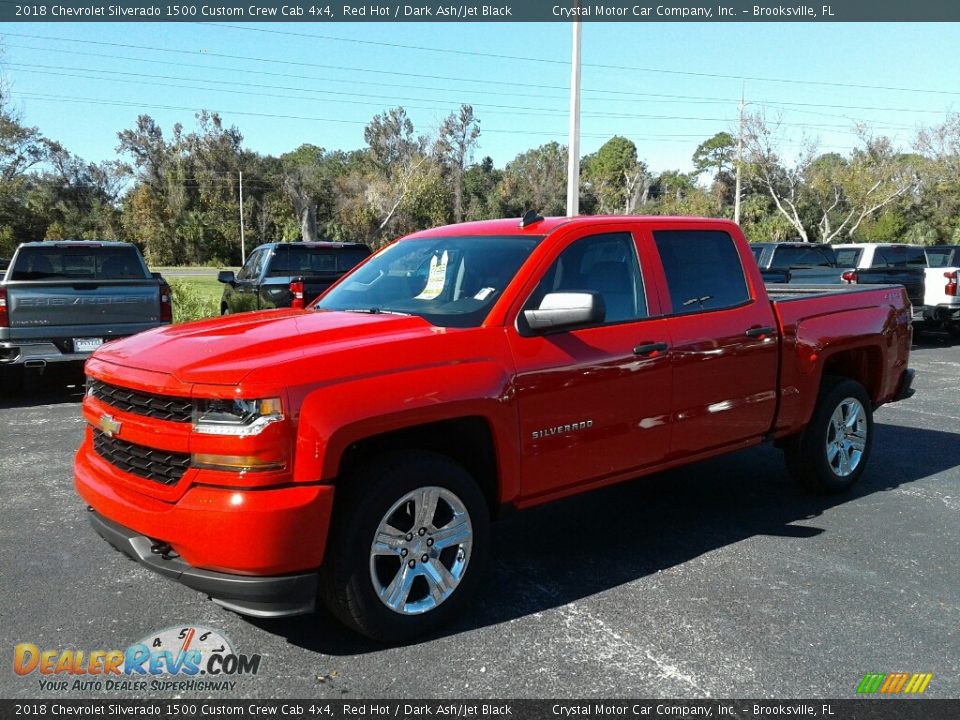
[764,283,903,302]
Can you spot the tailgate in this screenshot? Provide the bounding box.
[6,280,162,328]
[853,268,925,308]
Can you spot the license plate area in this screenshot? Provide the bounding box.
[74,337,104,352]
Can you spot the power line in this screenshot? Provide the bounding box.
[13,92,863,153]
[202,22,960,98]
[7,29,960,105]
[5,63,921,134]
[4,37,955,120]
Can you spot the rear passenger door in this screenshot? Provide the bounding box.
[646,225,779,458]
[508,227,673,500]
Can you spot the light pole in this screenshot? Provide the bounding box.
[566,18,582,217]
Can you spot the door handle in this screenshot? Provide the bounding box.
[633,342,668,356]
[745,326,776,338]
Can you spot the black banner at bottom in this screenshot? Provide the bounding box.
[0,700,958,720]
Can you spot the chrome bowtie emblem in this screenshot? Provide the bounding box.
[98,414,121,437]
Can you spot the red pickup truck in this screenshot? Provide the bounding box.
[75,216,915,642]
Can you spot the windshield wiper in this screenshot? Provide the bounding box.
[341,307,411,316]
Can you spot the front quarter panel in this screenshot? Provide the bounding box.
[290,333,520,505]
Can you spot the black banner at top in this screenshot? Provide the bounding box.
[3,0,960,22]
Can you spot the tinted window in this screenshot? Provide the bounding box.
[10,245,147,280]
[926,248,958,268]
[834,248,862,267]
[750,245,765,262]
[654,230,750,313]
[525,233,646,325]
[236,249,265,281]
[770,245,837,268]
[874,246,927,268]
[267,245,370,276]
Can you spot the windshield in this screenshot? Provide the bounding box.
[316,235,543,328]
[834,248,862,268]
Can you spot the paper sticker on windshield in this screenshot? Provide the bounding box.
[474,287,495,301]
[415,251,448,300]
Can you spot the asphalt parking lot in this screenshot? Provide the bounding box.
[1,334,958,700]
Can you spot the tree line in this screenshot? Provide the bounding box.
[2,94,959,265]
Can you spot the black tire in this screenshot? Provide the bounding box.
[947,323,960,339]
[785,376,874,494]
[321,451,490,643]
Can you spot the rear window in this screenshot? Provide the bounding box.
[926,248,958,268]
[653,230,750,314]
[769,245,837,268]
[9,245,148,280]
[874,246,927,268]
[834,248,863,267]
[267,245,371,277]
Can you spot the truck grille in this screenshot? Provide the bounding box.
[92,430,191,485]
[87,378,193,423]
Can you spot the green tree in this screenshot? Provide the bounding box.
[495,142,567,217]
[582,136,650,214]
[436,104,481,223]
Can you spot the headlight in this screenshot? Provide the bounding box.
[193,397,283,436]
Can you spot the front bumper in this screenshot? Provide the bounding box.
[88,511,318,618]
[75,434,336,617]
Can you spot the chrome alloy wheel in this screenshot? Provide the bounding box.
[825,397,868,477]
[369,486,473,615]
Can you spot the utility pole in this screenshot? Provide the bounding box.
[239,170,246,263]
[566,17,582,218]
[734,88,745,225]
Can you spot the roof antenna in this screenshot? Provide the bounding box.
[520,209,544,228]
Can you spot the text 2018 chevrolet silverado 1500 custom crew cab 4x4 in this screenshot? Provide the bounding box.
[75,216,915,642]
[1,241,171,386]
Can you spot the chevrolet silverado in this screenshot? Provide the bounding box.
[1,241,171,391]
[75,216,915,642]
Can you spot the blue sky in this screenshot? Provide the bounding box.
[1,21,959,176]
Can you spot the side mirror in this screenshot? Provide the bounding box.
[523,292,605,333]
[217,270,236,286]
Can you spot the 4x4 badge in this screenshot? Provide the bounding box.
[98,414,121,437]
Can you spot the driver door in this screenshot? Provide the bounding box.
[507,228,673,502]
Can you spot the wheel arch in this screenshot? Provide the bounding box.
[337,417,504,519]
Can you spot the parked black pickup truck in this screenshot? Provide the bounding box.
[835,243,927,321]
[0,241,171,386]
[217,241,371,315]
[751,242,845,284]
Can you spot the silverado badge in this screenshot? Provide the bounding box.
[98,414,121,437]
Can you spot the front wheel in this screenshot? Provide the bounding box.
[786,377,874,494]
[321,451,489,643]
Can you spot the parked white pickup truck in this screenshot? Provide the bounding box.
[923,245,960,336]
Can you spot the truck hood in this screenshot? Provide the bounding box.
[93,309,441,385]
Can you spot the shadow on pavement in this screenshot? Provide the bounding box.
[0,363,85,409]
[912,328,960,350]
[253,421,960,655]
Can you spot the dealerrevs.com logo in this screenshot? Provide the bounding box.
[13,625,262,693]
